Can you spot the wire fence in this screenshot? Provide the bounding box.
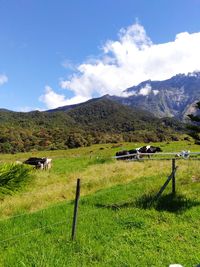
[0,220,66,244]
[0,200,68,222]
[0,197,72,244]
[114,151,200,160]
[0,180,82,244]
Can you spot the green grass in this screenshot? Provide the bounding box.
[0,141,200,266]
[0,167,200,266]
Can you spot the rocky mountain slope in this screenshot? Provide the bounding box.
[107,71,200,120]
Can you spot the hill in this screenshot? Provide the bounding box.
[0,98,184,153]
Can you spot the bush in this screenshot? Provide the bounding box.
[65,133,89,148]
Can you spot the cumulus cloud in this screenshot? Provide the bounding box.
[39,85,89,109]
[0,74,8,86]
[122,83,159,97]
[40,22,200,108]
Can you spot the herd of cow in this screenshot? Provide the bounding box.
[22,146,161,170]
[115,145,162,160]
[18,145,191,171]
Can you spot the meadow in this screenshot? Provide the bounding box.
[0,140,200,266]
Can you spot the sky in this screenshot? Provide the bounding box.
[1,0,200,111]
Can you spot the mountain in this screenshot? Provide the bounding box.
[67,97,154,129]
[0,98,183,153]
[106,72,200,120]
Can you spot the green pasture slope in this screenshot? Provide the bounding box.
[0,141,200,266]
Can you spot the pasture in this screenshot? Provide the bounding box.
[0,140,200,266]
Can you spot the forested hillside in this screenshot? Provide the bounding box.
[0,98,184,153]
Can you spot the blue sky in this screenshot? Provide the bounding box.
[0,0,200,111]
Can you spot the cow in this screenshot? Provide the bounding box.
[139,145,162,154]
[115,150,130,160]
[43,158,52,170]
[24,157,52,170]
[115,145,162,160]
[128,147,141,159]
[136,145,162,158]
[115,147,141,160]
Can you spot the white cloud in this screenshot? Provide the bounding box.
[40,22,200,108]
[0,74,8,86]
[122,83,158,97]
[138,84,152,96]
[153,90,159,96]
[39,85,89,109]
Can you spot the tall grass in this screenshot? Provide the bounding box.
[0,164,32,199]
[0,141,199,218]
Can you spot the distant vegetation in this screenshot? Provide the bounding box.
[0,98,185,153]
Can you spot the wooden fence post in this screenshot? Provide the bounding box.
[71,178,81,241]
[172,159,176,195]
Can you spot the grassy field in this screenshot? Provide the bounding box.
[0,141,200,266]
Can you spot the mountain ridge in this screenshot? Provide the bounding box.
[0,98,183,153]
[116,71,200,119]
[46,72,200,120]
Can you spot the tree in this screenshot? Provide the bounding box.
[65,133,89,148]
[188,101,200,144]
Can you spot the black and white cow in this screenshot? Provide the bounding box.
[136,145,162,158]
[115,150,130,160]
[139,145,162,154]
[115,145,162,160]
[128,147,141,159]
[24,157,52,170]
[115,147,141,160]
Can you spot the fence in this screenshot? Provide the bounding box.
[114,151,200,160]
[0,179,81,244]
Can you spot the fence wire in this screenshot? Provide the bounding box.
[0,220,66,244]
[0,200,69,222]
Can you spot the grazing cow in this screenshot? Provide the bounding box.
[128,147,141,159]
[115,145,162,160]
[43,158,52,170]
[137,145,162,158]
[128,145,162,159]
[115,150,130,160]
[24,157,52,170]
[115,148,141,160]
[139,145,162,153]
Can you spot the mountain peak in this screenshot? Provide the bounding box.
[187,71,200,78]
